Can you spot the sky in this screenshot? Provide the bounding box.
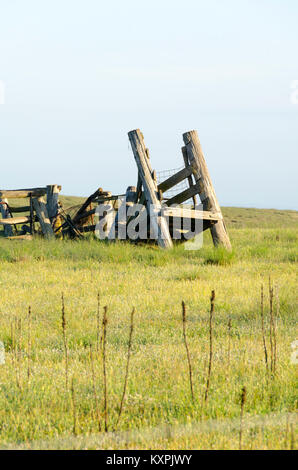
[0,0,297,209]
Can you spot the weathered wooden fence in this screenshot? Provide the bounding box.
[0,129,231,250]
[0,185,61,239]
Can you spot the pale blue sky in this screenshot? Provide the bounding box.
[0,0,297,209]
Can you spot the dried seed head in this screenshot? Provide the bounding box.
[61,293,66,330]
[130,307,135,332]
[103,306,108,326]
[182,301,186,323]
[211,290,215,302]
[241,386,247,406]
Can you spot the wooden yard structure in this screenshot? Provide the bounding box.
[127,129,231,250]
[0,185,61,240]
[0,129,231,250]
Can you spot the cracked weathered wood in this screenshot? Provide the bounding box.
[32,197,54,239]
[182,146,198,207]
[163,207,222,221]
[0,198,13,236]
[0,187,48,199]
[0,216,31,225]
[128,129,173,249]
[183,130,231,250]
[46,185,61,220]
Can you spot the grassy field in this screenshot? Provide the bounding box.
[0,204,297,449]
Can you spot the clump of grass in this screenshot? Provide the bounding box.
[181,301,194,403]
[203,247,235,266]
[204,290,215,403]
[174,270,200,282]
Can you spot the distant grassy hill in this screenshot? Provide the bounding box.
[59,195,298,229]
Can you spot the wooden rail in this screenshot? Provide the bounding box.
[0,188,48,198]
[182,146,198,207]
[158,165,193,194]
[163,207,222,221]
[7,205,31,213]
[165,181,201,206]
[0,216,31,225]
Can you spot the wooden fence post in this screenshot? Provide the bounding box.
[46,185,61,221]
[33,197,54,239]
[128,129,173,249]
[182,146,198,208]
[183,130,231,250]
[128,129,173,248]
[0,198,13,236]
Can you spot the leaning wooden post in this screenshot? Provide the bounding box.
[46,185,61,221]
[183,130,231,250]
[182,146,198,208]
[0,198,13,236]
[33,197,54,239]
[128,129,173,249]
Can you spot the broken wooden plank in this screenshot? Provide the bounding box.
[78,225,96,233]
[72,188,111,224]
[128,129,173,249]
[75,208,96,221]
[183,130,231,250]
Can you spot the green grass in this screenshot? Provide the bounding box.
[0,207,297,449]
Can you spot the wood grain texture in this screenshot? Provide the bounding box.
[0,188,48,198]
[128,129,173,249]
[46,185,61,220]
[183,130,231,250]
[182,146,198,207]
[0,216,31,225]
[163,207,222,221]
[32,197,54,239]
